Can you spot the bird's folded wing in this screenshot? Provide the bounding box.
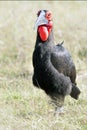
[45,52,72,96]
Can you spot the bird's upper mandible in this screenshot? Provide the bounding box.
[34,10,53,29]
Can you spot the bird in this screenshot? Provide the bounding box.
[32,10,81,113]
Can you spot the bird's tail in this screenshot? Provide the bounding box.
[70,84,81,100]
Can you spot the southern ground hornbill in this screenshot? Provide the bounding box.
[32,10,81,112]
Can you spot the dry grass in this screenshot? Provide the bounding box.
[0,1,87,130]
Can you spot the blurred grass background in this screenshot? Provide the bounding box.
[0,1,87,130]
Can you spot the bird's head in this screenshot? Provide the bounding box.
[34,10,53,42]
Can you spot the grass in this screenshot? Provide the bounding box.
[0,1,87,130]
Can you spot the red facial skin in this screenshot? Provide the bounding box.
[38,21,53,41]
[37,10,53,41]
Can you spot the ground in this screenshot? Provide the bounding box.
[0,1,87,130]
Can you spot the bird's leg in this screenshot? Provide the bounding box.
[49,93,65,115]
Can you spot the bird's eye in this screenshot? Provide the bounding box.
[45,11,52,21]
[48,13,51,16]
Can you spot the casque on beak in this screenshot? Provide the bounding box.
[34,10,48,30]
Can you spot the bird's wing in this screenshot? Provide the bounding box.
[51,45,76,83]
[50,45,81,99]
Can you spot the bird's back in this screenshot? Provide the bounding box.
[51,44,76,83]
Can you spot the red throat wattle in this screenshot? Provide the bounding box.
[38,21,53,42]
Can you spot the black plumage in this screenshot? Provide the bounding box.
[32,10,81,109]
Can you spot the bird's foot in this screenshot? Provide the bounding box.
[54,106,64,116]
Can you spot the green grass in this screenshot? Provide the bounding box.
[0,1,87,130]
